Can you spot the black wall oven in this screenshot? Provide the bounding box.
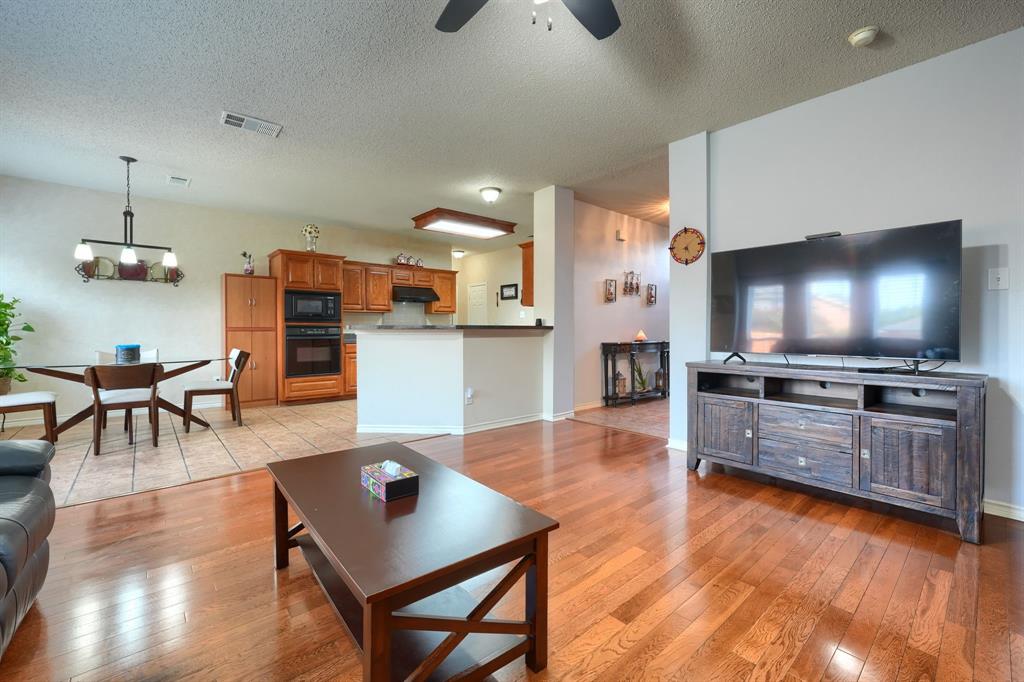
[285,326,341,378]
[284,290,340,323]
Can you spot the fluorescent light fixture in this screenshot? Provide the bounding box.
[161,250,178,267]
[451,248,466,259]
[119,246,138,264]
[412,207,516,240]
[479,187,502,203]
[74,242,94,261]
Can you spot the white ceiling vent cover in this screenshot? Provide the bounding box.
[220,111,282,138]
[167,175,191,188]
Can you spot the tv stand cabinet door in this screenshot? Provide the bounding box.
[860,417,956,509]
[697,396,753,464]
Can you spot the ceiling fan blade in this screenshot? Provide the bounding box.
[561,0,621,40]
[435,0,490,32]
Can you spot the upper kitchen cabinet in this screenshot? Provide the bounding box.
[268,250,344,291]
[342,263,366,311]
[364,265,393,311]
[224,274,277,330]
[519,241,534,307]
[426,270,456,314]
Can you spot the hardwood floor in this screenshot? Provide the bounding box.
[3,419,1021,681]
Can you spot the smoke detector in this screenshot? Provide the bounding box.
[220,111,283,137]
[848,26,879,48]
[167,175,191,188]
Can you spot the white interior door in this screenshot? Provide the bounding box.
[468,283,488,325]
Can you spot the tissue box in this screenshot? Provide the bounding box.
[360,460,419,501]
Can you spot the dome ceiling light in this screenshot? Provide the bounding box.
[479,187,502,203]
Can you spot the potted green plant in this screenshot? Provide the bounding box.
[0,294,35,395]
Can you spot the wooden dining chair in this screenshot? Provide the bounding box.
[181,349,250,432]
[94,349,159,431]
[0,392,58,443]
[84,363,162,456]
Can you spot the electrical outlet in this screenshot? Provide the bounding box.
[988,267,1009,291]
[465,387,474,405]
[519,310,526,319]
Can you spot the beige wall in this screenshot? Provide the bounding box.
[0,175,452,415]
[454,244,535,325]
[574,200,669,410]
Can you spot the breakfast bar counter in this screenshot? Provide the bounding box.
[352,325,551,435]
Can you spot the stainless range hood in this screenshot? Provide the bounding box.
[392,285,440,303]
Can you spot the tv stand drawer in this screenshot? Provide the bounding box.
[758,404,853,452]
[758,438,853,488]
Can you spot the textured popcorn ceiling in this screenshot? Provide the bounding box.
[1,1,1021,248]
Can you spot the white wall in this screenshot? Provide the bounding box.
[454,245,534,325]
[573,200,669,410]
[670,29,1024,516]
[0,175,453,412]
[534,186,575,420]
[668,133,709,450]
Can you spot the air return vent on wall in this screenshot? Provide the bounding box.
[220,111,282,137]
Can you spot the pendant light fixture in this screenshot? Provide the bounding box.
[74,156,182,283]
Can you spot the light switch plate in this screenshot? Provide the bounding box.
[519,310,526,319]
[988,267,1009,290]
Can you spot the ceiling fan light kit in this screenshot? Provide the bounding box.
[437,0,621,40]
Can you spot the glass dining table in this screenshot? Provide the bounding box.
[3,357,227,438]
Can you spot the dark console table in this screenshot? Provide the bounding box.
[602,341,669,406]
[686,361,986,543]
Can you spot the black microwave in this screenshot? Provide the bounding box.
[284,290,340,323]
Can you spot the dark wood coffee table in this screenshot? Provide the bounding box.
[267,442,559,681]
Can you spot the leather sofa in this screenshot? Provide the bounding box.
[0,440,55,657]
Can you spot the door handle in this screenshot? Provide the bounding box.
[744,429,752,439]
[860,449,870,459]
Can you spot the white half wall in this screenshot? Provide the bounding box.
[573,200,669,411]
[669,29,1024,515]
[667,133,709,451]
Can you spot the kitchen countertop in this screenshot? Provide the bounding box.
[349,324,553,331]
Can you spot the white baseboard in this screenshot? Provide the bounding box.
[356,424,456,436]
[542,410,575,422]
[984,499,1024,522]
[1,398,224,429]
[667,438,687,452]
[460,413,543,435]
[573,400,603,413]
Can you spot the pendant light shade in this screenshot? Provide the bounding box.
[119,246,138,264]
[161,250,178,267]
[74,241,94,261]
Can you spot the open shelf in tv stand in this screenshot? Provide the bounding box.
[686,361,987,543]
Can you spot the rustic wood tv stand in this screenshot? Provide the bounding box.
[686,361,986,543]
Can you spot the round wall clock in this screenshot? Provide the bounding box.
[669,227,706,265]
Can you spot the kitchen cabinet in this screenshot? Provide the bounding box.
[343,264,366,311]
[223,274,278,406]
[269,250,344,292]
[224,329,277,405]
[365,266,393,311]
[283,374,344,401]
[426,271,456,314]
[343,343,357,396]
[413,269,434,286]
[224,274,276,330]
[519,241,534,307]
[390,267,413,284]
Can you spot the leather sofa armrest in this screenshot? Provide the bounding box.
[0,441,56,477]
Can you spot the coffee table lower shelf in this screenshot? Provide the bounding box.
[297,536,528,681]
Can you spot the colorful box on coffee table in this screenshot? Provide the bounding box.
[360,460,419,501]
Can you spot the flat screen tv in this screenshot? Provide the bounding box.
[710,220,962,361]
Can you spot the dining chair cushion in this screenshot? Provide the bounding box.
[98,388,158,405]
[183,380,232,392]
[0,392,57,408]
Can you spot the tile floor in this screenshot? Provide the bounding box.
[0,401,437,508]
[570,397,668,440]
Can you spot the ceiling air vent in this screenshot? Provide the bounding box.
[220,111,282,138]
[167,175,191,188]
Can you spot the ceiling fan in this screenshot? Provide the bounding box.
[436,0,621,40]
